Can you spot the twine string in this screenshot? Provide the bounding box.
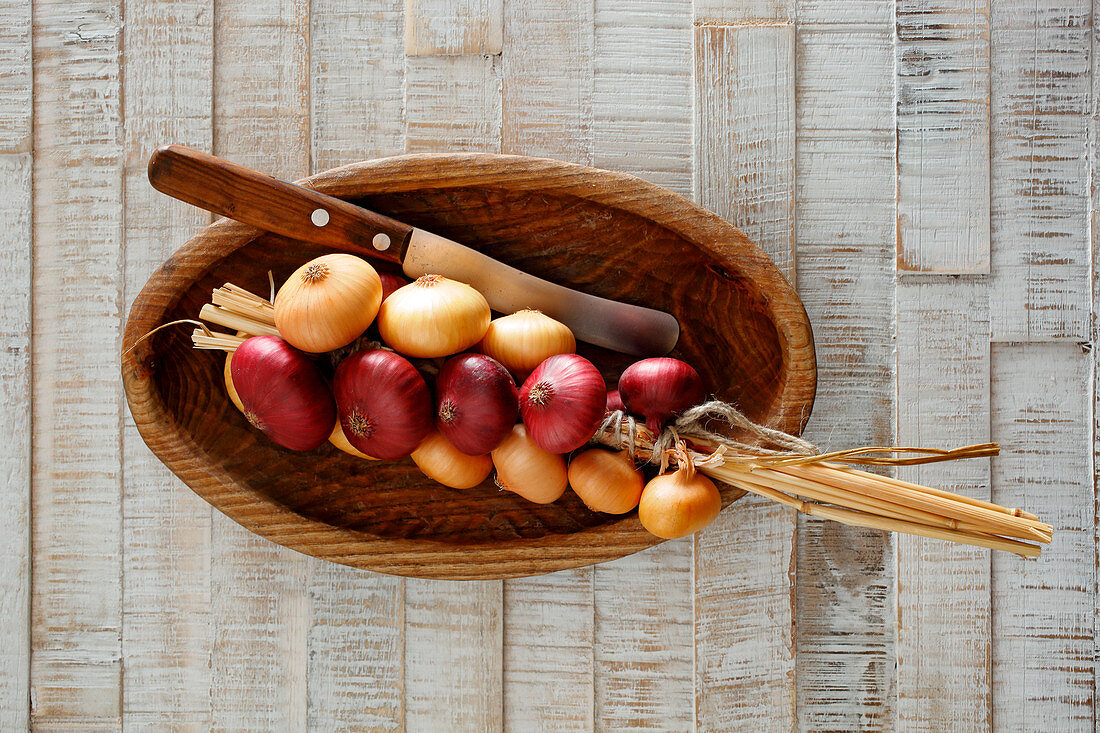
[121,319,215,359]
[594,400,998,469]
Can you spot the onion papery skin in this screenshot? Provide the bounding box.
[328,421,378,460]
[618,358,705,432]
[435,353,518,455]
[379,272,409,303]
[274,253,383,353]
[378,274,490,358]
[519,354,606,454]
[333,348,432,460]
[605,389,625,413]
[637,467,722,539]
[567,448,644,514]
[230,335,336,451]
[491,424,568,504]
[224,351,245,414]
[411,430,493,489]
[480,309,576,380]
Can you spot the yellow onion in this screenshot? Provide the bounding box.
[274,253,382,353]
[411,430,493,489]
[328,421,378,460]
[224,350,244,414]
[638,454,722,539]
[567,448,644,514]
[480,309,575,379]
[377,274,490,358]
[491,424,568,504]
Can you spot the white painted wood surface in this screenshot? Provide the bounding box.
[0,155,31,733]
[693,22,798,731]
[405,0,503,55]
[896,0,991,273]
[0,1,31,728]
[990,344,1094,730]
[10,0,1100,729]
[120,0,214,728]
[896,281,992,730]
[989,0,1091,341]
[31,0,124,726]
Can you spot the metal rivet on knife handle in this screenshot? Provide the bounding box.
[373,233,391,251]
[310,208,329,226]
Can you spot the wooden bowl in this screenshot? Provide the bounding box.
[122,153,816,580]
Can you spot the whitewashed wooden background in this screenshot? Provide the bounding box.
[1,0,1095,729]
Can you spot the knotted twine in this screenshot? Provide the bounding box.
[592,400,998,472]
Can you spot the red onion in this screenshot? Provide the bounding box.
[436,353,518,455]
[605,389,625,413]
[519,354,606,453]
[379,272,409,303]
[230,335,336,451]
[333,348,432,460]
[618,357,705,432]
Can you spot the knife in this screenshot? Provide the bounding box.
[147,145,680,356]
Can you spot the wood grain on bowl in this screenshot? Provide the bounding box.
[121,153,816,580]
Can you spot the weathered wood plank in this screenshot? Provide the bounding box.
[502,573,593,731]
[591,0,692,194]
[405,55,502,153]
[694,0,793,23]
[798,0,892,24]
[693,22,797,731]
[499,6,595,727]
[793,7,897,726]
[30,0,123,726]
[1094,26,1100,727]
[990,343,1094,730]
[989,0,1091,341]
[793,133,896,731]
[403,51,504,732]
[589,1,693,729]
[795,20,894,132]
[0,2,32,727]
[212,0,310,175]
[209,0,312,728]
[311,0,406,168]
[405,0,503,55]
[1091,16,1100,727]
[694,23,796,277]
[119,0,214,727]
[0,153,31,732]
[0,0,31,153]
[305,0,406,727]
[896,0,991,273]
[501,0,593,165]
[895,280,991,730]
[307,567,405,730]
[594,542,693,730]
[209,532,310,731]
[405,581,503,731]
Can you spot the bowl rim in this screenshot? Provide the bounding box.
[121,152,817,580]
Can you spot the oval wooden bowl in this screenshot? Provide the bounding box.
[122,153,816,580]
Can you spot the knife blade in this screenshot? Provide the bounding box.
[148,145,680,356]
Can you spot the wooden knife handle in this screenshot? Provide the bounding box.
[147,145,413,265]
